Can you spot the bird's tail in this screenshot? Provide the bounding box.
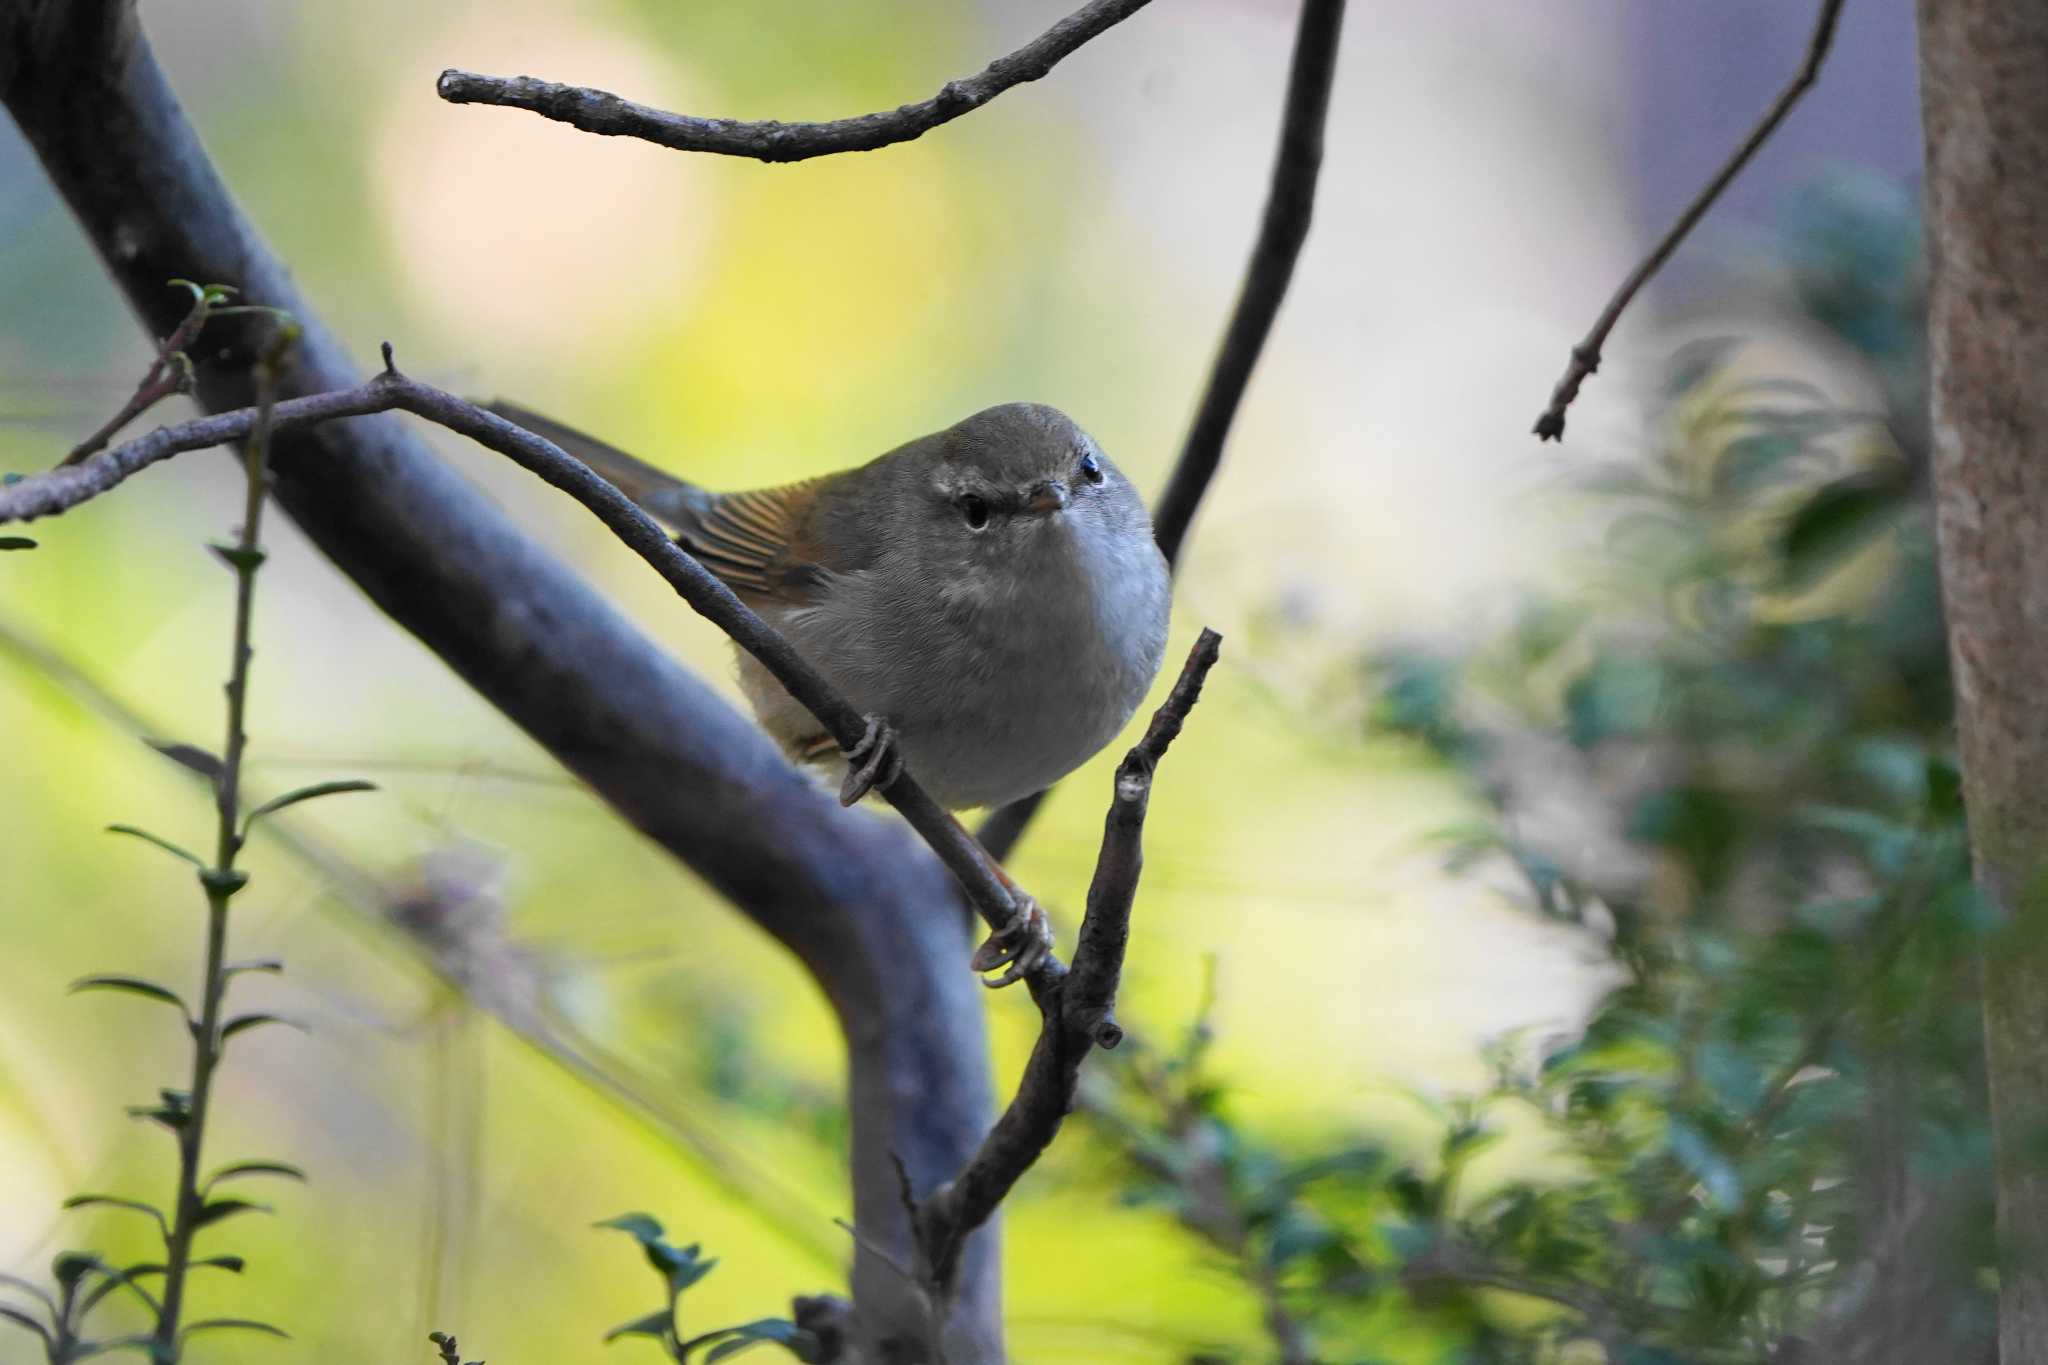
[485,399,706,529]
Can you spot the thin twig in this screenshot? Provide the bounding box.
[1531,0,1848,441]
[59,282,216,466]
[918,630,1222,1288]
[435,0,1155,163]
[979,0,1343,864]
[0,349,1047,980]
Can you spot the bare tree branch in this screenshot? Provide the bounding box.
[1153,0,1344,566]
[919,629,1223,1290]
[980,0,1345,864]
[435,0,1156,162]
[1531,0,1847,442]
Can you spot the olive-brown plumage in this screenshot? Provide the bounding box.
[493,401,1173,812]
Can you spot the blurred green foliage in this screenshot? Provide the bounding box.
[1072,176,1994,1363]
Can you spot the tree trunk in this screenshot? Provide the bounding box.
[1917,3,2048,1358]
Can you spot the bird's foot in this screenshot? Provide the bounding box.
[838,714,904,806]
[971,895,1054,989]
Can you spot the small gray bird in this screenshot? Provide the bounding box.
[492,400,1173,817]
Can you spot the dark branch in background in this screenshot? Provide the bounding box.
[1530,0,1847,442]
[980,0,1346,864]
[436,0,1155,162]
[919,630,1222,1291]
[0,348,1062,982]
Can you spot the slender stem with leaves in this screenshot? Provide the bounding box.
[149,319,291,1352]
[1,304,379,1364]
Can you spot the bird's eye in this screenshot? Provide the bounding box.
[1078,452,1105,484]
[959,494,991,530]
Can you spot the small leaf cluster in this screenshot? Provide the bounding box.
[1,304,367,1364]
[596,1214,818,1362]
[0,1195,292,1360]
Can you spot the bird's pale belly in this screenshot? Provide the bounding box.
[749,576,1163,810]
[888,636,1143,809]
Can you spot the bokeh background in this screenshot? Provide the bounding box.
[0,1,1923,1360]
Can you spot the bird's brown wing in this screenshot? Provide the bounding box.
[677,479,835,605]
[485,400,834,607]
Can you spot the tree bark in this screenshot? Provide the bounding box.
[1917,3,2048,1358]
[0,2,998,1357]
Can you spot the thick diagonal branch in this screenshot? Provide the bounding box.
[436,0,1155,162]
[0,5,1001,1357]
[1530,0,1847,441]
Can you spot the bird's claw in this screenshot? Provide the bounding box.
[838,715,904,806]
[971,896,1054,989]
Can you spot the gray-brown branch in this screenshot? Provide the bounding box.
[0,351,1052,976]
[918,628,1222,1290]
[436,0,1155,163]
[978,0,1344,864]
[1531,0,1846,441]
[2,5,1002,1352]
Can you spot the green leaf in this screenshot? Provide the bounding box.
[243,779,377,830]
[219,1012,307,1044]
[595,1212,720,1301]
[595,1213,667,1243]
[665,1253,716,1296]
[181,1318,290,1343]
[51,1252,106,1288]
[126,1088,193,1131]
[603,1310,674,1344]
[122,1255,246,1278]
[146,740,223,781]
[0,1305,50,1345]
[702,1320,808,1362]
[204,1161,306,1192]
[225,958,285,979]
[105,823,204,867]
[199,867,250,898]
[0,536,36,551]
[63,1195,169,1238]
[208,542,268,573]
[70,975,192,1017]
[192,1198,272,1229]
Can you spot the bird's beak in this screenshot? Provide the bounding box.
[1021,479,1070,515]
